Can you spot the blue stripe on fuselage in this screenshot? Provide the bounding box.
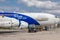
[0,12,40,27]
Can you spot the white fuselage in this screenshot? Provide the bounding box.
[19,13,55,21]
[19,13,59,28]
[0,13,59,28]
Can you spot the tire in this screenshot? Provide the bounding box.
[28,29,31,32]
[28,28,37,32]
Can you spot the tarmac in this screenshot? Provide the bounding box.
[0,28,60,40]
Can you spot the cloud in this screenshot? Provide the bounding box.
[18,0,57,9]
[0,0,5,2]
[17,0,60,14]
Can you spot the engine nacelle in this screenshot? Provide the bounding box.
[20,21,28,28]
[11,18,19,27]
[0,18,19,27]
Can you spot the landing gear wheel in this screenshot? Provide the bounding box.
[28,28,37,33]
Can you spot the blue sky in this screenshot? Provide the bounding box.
[0,0,60,16]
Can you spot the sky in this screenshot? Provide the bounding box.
[0,0,60,16]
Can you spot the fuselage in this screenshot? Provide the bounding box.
[0,12,59,28]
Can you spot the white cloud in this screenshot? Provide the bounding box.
[18,0,57,9]
[17,0,60,14]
